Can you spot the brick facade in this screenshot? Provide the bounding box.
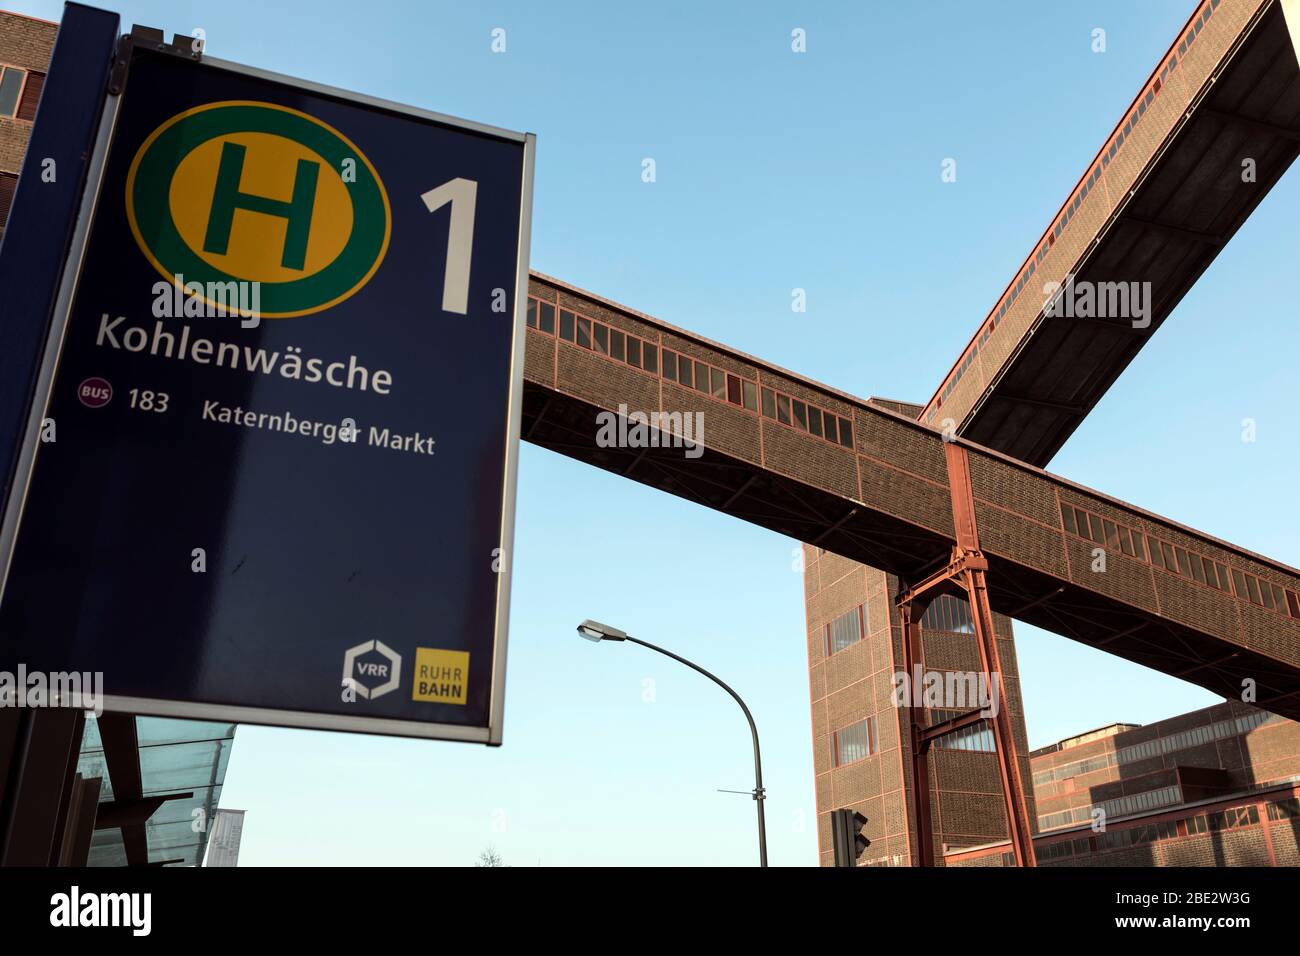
[0,10,54,175]
[1032,702,1300,831]
[946,701,1300,867]
[804,549,1036,866]
[949,784,1300,868]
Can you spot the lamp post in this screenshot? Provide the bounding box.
[576,619,769,867]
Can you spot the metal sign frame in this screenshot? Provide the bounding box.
[0,37,534,745]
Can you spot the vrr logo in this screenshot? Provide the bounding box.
[341,639,402,700]
[126,100,391,318]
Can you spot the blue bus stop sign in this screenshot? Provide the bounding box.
[0,40,534,743]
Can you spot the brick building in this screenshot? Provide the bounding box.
[948,701,1300,866]
[0,10,53,235]
[806,531,1300,868]
[805,559,1036,867]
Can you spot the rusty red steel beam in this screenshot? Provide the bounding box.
[944,442,1036,866]
[893,444,1037,867]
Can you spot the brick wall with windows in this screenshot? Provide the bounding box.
[1029,700,1300,837]
[948,786,1300,868]
[803,553,1036,865]
[805,554,903,866]
[0,10,55,233]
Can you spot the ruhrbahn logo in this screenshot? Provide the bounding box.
[126,100,391,318]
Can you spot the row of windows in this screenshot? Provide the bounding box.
[1098,786,1181,822]
[1033,752,1112,789]
[528,297,661,376]
[1038,785,1181,831]
[1037,836,1095,862]
[1115,713,1268,766]
[926,0,1222,423]
[919,594,974,634]
[1033,711,1277,788]
[668,351,749,408]
[0,64,42,121]
[1039,820,1181,862]
[823,595,976,658]
[1038,810,1076,830]
[527,295,856,451]
[1189,803,1260,834]
[1060,501,1300,621]
[831,716,877,768]
[0,64,44,234]
[1039,797,1270,861]
[1095,819,1179,853]
[934,725,994,753]
[929,710,995,753]
[1120,711,1272,766]
[757,382,854,450]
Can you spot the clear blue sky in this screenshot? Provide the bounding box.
[17,0,1300,865]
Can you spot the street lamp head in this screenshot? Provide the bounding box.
[576,619,628,643]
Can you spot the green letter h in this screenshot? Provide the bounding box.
[203,141,320,270]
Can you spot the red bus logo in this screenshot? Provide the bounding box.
[77,377,113,408]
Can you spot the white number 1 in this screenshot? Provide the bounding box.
[420,177,478,315]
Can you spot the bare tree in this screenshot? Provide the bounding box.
[475,846,507,867]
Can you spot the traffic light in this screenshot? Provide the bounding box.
[831,808,869,867]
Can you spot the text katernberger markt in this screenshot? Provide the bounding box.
[200,401,435,454]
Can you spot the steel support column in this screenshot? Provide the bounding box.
[0,709,86,866]
[894,443,1037,867]
[961,559,1036,866]
[898,598,934,867]
[58,774,102,867]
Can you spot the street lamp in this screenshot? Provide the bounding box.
[575,619,769,867]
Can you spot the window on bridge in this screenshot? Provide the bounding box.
[529,293,856,451]
[1059,500,1300,622]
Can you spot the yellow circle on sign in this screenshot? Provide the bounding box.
[168,131,355,284]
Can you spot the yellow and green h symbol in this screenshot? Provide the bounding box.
[203,141,320,270]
